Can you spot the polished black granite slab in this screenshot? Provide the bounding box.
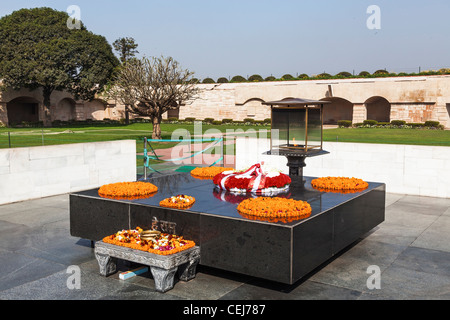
[70,172,385,284]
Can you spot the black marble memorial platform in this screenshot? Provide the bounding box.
[70,172,385,284]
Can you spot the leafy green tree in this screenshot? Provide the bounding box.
[248,74,263,82]
[113,37,139,63]
[0,7,119,126]
[113,37,140,123]
[202,78,215,84]
[230,75,247,83]
[317,73,332,78]
[217,77,229,83]
[373,69,389,75]
[336,71,352,78]
[281,74,294,80]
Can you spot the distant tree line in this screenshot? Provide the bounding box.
[193,68,450,84]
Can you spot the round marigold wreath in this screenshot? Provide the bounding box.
[98,181,158,199]
[311,177,368,192]
[237,197,312,222]
[191,166,231,179]
[159,194,195,209]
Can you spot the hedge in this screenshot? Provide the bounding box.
[337,120,352,127]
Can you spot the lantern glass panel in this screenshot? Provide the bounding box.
[271,108,307,150]
[306,108,322,150]
[271,108,289,149]
[289,109,306,148]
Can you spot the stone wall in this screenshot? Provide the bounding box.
[0,140,136,205]
[0,87,122,126]
[1,75,450,128]
[177,75,450,127]
[235,137,450,198]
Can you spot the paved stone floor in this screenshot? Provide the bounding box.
[0,190,449,300]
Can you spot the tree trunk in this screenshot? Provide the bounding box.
[152,114,162,139]
[42,86,53,127]
[125,105,130,125]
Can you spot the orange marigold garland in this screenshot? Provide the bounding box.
[237,197,312,222]
[102,227,195,255]
[159,194,195,209]
[98,181,158,199]
[191,166,231,179]
[311,177,368,192]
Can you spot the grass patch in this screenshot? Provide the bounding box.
[0,123,448,150]
[323,128,450,146]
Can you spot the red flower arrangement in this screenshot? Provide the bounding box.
[213,163,291,194]
[213,188,292,205]
[102,227,195,255]
[98,181,158,200]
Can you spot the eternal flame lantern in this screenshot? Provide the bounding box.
[262,98,331,186]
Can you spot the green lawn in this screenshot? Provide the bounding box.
[323,128,450,146]
[1,123,449,151]
[3,123,446,175]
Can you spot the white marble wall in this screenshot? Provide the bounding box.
[235,138,450,198]
[0,140,136,204]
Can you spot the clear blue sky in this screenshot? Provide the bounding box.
[1,0,449,80]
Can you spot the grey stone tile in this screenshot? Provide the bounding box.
[308,239,407,292]
[389,196,450,217]
[0,219,29,234]
[367,223,425,247]
[0,220,35,251]
[16,239,95,267]
[1,206,68,227]
[0,201,33,216]
[80,258,249,300]
[359,265,450,300]
[99,284,185,300]
[398,195,450,209]
[165,267,250,300]
[443,207,450,217]
[24,194,70,210]
[14,223,95,266]
[391,247,450,277]
[0,268,180,300]
[0,250,67,291]
[411,216,450,253]
[0,194,69,220]
[219,278,362,300]
[384,205,439,230]
[385,193,405,207]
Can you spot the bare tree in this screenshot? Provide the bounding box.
[108,56,198,139]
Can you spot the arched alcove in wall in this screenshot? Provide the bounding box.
[242,98,268,119]
[365,96,391,122]
[6,96,40,125]
[85,99,107,120]
[320,97,354,124]
[54,98,76,121]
